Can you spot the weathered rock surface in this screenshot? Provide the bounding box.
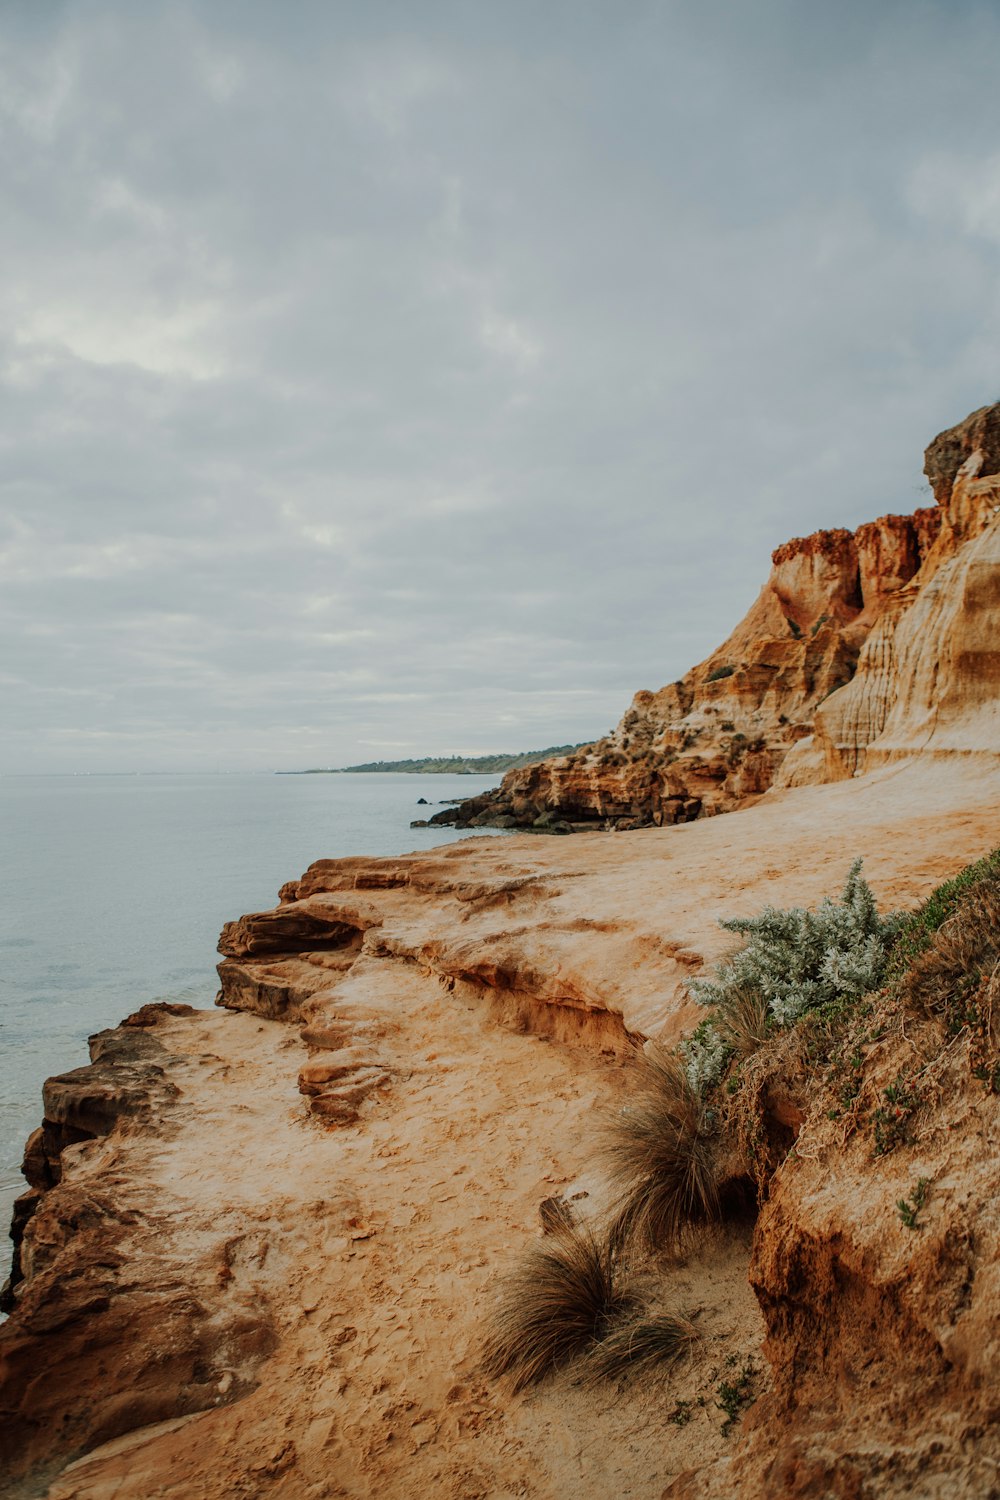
[5,756,1000,1498]
[440,401,999,832]
[0,1008,276,1495]
[5,400,1000,1498]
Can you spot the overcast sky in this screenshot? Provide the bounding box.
[2,0,999,773]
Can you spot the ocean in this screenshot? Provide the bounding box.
[0,772,504,1228]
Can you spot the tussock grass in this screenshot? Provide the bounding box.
[582,1309,698,1384]
[888,847,1000,979]
[481,1226,636,1391]
[603,1045,719,1256]
[715,981,772,1058]
[900,876,1000,1023]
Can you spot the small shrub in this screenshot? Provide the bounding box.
[482,1226,635,1391]
[691,859,903,1029]
[680,1018,732,1094]
[603,1046,719,1255]
[583,1309,698,1384]
[707,664,736,682]
[898,875,1000,1023]
[872,1074,922,1156]
[887,847,1000,979]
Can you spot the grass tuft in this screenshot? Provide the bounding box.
[481,1226,636,1392]
[899,876,1000,1025]
[602,1045,719,1256]
[888,848,1000,980]
[582,1309,698,1384]
[715,981,772,1059]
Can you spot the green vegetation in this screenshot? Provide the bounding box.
[706,664,736,682]
[886,845,1000,979]
[480,849,1000,1401]
[716,1357,758,1436]
[689,859,902,1039]
[872,1074,923,1156]
[897,1177,930,1230]
[288,743,591,775]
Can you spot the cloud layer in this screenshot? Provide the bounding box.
[3,0,999,771]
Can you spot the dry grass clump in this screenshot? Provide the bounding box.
[481,1226,636,1392]
[715,981,771,1059]
[582,1308,699,1385]
[901,877,1000,1024]
[602,1045,719,1256]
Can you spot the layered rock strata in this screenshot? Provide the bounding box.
[436,402,999,833]
[4,758,1000,1498]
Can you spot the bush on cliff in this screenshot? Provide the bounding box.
[603,862,906,1251]
[682,859,903,1094]
[482,854,1000,1391]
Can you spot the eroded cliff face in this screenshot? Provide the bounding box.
[798,453,1000,782]
[4,761,1000,1499]
[438,401,998,833]
[5,401,1000,1500]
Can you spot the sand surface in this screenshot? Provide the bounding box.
[26,758,1000,1498]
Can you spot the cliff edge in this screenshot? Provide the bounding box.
[4,402,1000,1499]
[435,401,1000,833]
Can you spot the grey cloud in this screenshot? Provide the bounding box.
[2,0,1000,770]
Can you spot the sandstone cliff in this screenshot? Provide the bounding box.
[436,401,1000,833]
[5,401,1000,1500]
[4,758,1000,1498]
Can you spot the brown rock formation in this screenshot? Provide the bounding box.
[4,758,1000,1498]
[438,400,999,833]
[5,401,1000,1499]
[0,1009,276,1494]
[923,400,1000,504]
[796,446,1000,783]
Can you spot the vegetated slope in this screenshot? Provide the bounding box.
[436,399,1000,833]
[698,849,1000,1498]
[315,744,590,775]
[4,756,1000,1499]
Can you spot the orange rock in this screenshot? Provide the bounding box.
[444,401,1000,831]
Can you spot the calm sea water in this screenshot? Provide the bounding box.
[0,772,503,1219]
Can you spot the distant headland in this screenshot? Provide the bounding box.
[279,744,591,775]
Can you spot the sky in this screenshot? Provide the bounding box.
[2,0,999,773]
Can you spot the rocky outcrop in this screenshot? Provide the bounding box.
[923,400,1000,504]
[4,757,1000,1497]
[437,401,999,833]
[792,448,1000,783]
[0,1006,276,1495]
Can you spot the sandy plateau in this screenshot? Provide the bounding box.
[2,758,1000,1499]
[5,402,1000,1498]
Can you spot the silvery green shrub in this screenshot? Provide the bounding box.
[689,859,903,1036]
[680,1021,731,1096]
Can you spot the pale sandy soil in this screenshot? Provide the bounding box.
[29,759,1000,1498]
